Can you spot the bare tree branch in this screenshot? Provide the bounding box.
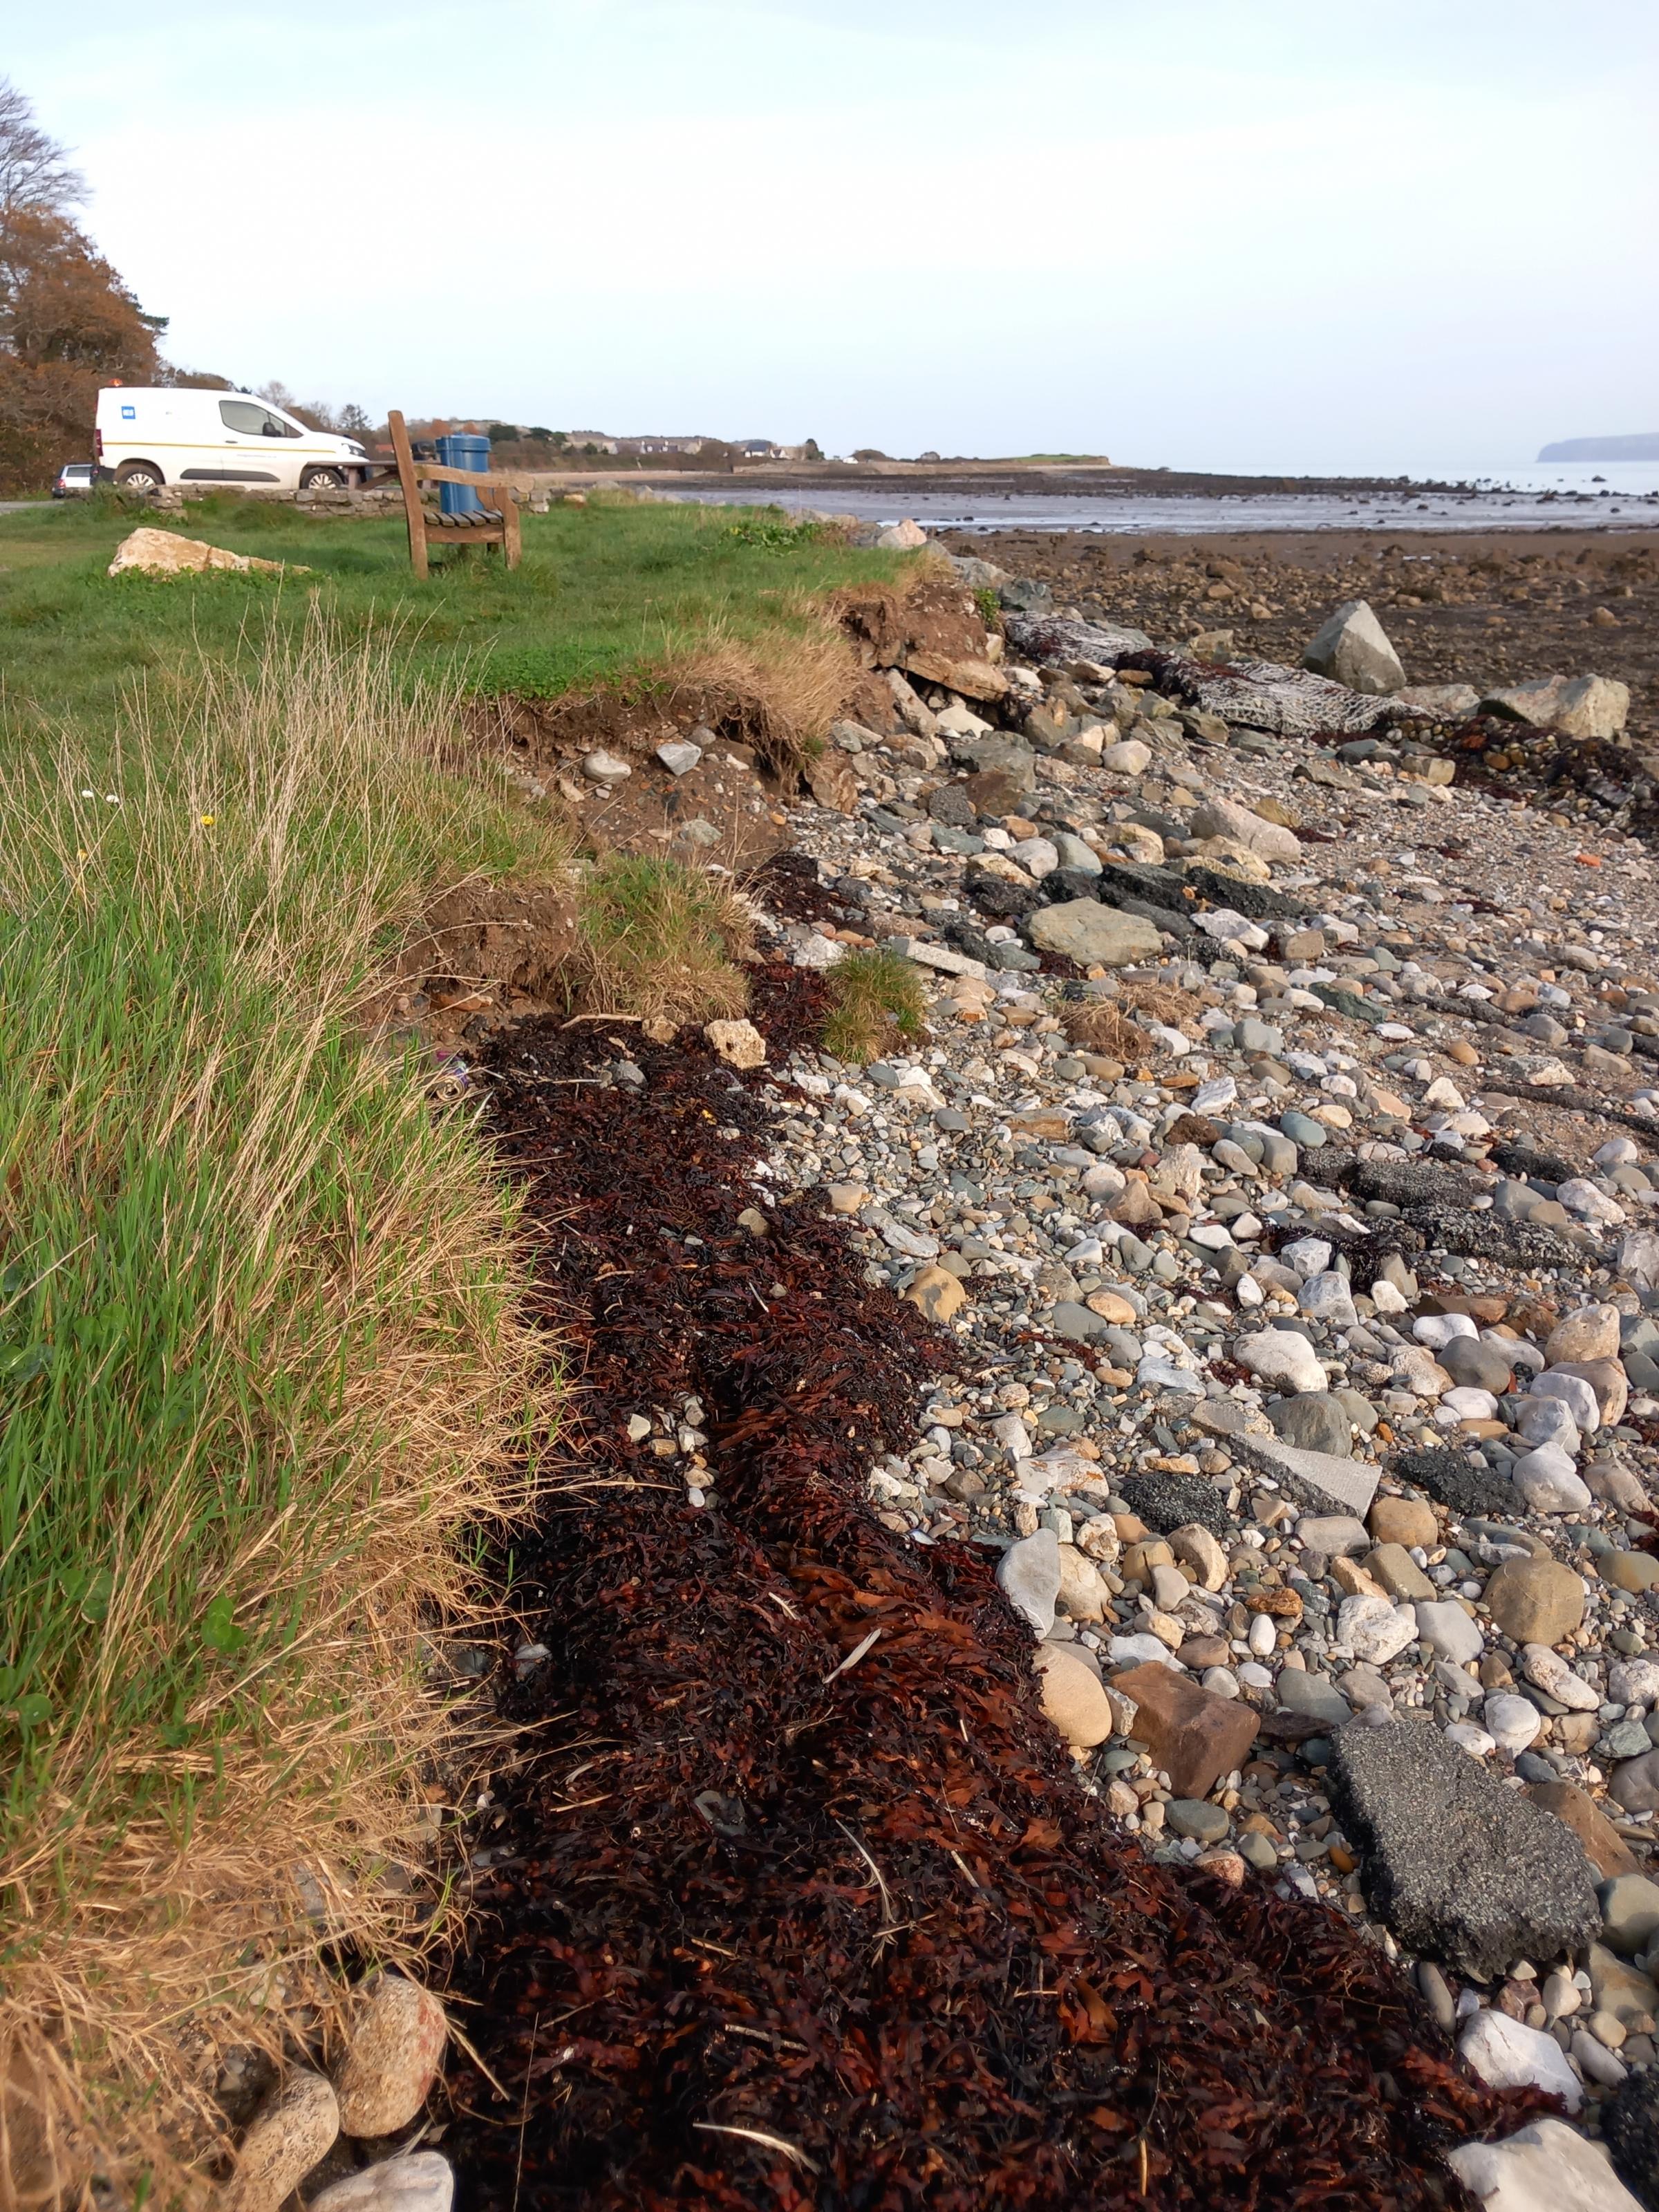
[0,77,86,219]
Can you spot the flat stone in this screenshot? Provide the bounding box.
[1611,1751,1659,1813]
[1600,1875,1659,1958]
[1027,899,1163,968]
[1450,2118,1640,2208]
[310,2155,455,2212]
[904,1266,968,1324]
[1109,1662,1260,1798]
[229,2071,340,2212]
[1367,1544,1435,1600]
[1268,1393,1351,1456]
[1235,1329,1327,1394]
[1458,2012,1584,2112]
[996,1529,1060,1636]
[1369,1497,1438,1548]
[1415,1600,1484,1666]
[1274,1668,1351,1725]
[1328,1716,1600,1980]
[1484,1557,1588,1647]
[1230,1433,1379,1517]
[1165,1797,1230,1844]
[1590,1942,1659,2027]
[1296,1513,1371,1556]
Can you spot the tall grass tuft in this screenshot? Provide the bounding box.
[0,617,563,2199]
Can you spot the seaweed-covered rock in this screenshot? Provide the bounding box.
[1328,1716,1600,1980]
[1391,1447,1517,1519]
[1604,2065,1659,2211]
[1118,1471,1234,1539]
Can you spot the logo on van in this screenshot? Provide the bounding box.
[120,405,135,419]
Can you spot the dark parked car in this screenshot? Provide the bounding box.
[53,462,95,498]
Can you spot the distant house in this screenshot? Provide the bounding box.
[567,431,619,454]
[615,435,707,457]
[735,439,778,458]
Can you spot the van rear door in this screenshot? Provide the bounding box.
[210,397,299,485]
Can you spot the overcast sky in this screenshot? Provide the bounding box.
[12,0,1657,474]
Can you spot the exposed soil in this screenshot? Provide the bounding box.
[435,979,1541,2211]
[948,527,1659,738]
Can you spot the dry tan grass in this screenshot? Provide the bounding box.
[1058,999,1150,1059]
[671,617,863,777]
[0,623,562,2205]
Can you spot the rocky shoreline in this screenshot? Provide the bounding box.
[689,552,1659,2205]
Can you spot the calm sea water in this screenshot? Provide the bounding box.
[668,459,1659,536]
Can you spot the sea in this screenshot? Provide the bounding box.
[668,460,1659,537]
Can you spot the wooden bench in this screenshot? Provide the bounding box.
[387,410,525,579]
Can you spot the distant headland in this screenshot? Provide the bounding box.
[1538,431,1659,462]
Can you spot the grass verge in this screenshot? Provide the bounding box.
[0,619,566,2199]
[0,496,909,756]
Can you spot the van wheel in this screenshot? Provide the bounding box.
[301,467,346,491]
[115,461,163,491]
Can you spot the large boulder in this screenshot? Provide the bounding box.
[1166,655,1399,738]
[1481,673,1630,739]
[108,526,301,578]
[1302,600,1406,695]
[1026,900,1163,968]
[1327,1716,1600,1980]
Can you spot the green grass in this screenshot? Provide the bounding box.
[822,947,928,1065]
[0,487,910,2180]
[0,494,906,756]
[0,627,564,2172]
[572,853,754,1024]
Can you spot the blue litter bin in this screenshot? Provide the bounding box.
[435,431,490,517]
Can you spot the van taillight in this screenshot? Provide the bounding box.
[94,429,103,460]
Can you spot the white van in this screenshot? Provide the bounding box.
[95,388,373,493]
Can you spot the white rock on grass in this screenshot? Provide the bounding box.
[310,2155,456,2212]
[1458,2009,1583,2110]
[1448,2117,1642,2211]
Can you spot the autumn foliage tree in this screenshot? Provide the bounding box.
[0,79,165,492]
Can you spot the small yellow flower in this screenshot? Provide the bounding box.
[200,814,215,827]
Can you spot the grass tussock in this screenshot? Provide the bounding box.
[571,854,756,1025]
[1058,997,1150,1060]
[0,619,565,2198]
[823,948,928,1065]
[673,617,862,777]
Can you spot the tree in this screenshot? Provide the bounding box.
[0,203,164,491]
[0,77,83,218]
[526,426,553,443]
[487,422,518,444]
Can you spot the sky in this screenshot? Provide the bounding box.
[10,0,1658,475]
